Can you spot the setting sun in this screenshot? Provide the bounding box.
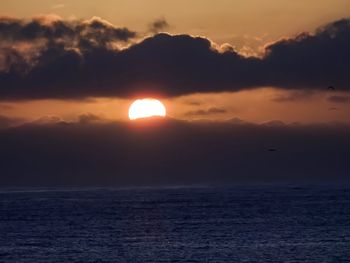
[128,98,167,120]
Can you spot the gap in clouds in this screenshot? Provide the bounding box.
[1,88,350,125]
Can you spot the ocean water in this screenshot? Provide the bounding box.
[1,185,350,262]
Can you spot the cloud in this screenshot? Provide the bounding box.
[184,99,203,106]
[329,107,339,111]
[271,90,315,102]
[185,107,227,116]
[261,120,286,127]
[149,18,170,33]
[327,95,350,103]
[0,118,349,186]
[31,115,64,124]
[0,115,14,128]
[78,113,104,124]
[0,17,350,100]
[51,4,65,9]
[263,19,350,89]
[0,115,24,128]
[0,103,15,110]
[0,15,136,46]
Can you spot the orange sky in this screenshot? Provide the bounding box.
[1,88,350,124]
[1,0,350,124]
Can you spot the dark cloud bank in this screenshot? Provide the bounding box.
[0,17,350,100]
[0,118,349,186]
[0,114,23,129]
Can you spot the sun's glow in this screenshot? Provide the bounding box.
[128,98,167,120]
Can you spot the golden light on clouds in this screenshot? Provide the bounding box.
[2,0,350,50]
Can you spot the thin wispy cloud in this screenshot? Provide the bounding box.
[51,4,66,10]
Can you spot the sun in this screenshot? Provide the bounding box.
[128,98,167,120]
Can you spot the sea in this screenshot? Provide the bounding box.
[1,184,350,262]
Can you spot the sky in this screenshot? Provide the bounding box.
[2,0,350,48]
[0,1,350,185]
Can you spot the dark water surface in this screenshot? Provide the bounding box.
[1,185,350,262]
